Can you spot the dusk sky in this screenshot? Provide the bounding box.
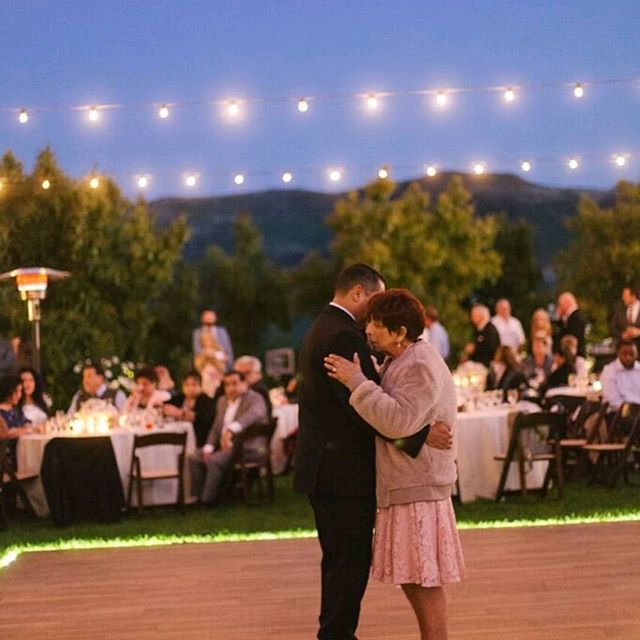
[2,0,639,198]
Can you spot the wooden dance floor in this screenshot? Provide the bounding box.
[2,521,639,639]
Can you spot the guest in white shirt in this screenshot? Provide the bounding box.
[600,340,640,411]
[420,305,450,362]
[68,363,127,414]
[19,367,51,424]
[492,299,526,354]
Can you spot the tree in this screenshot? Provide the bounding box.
[555,180,640,339]
[474,214,544,323]
[197,213,291,358]
[0,148,187,403]
[327,176,501,352]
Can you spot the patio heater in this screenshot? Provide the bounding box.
[0,267,71,373]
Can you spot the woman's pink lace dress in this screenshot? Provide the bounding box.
[371,498,465,587]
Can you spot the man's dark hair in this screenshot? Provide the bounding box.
[618,339,637,351]
[224,369,245,382]
[183,370,202,384]
[134,365,158,384]
[334,263,385,295]
[83,363,105,378]
[0,374,22,404]
[424,305,439,322]
[623,285,640,299]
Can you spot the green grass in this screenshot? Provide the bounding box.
[2,475,639,569]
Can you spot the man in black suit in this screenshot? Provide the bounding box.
[610,285,640,353]
[555,291,587,357]
[294,264,450,640]
[463,304,500,367]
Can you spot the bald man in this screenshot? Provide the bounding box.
[555,292,586,357]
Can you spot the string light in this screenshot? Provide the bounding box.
[504,88,516,102]
[41,179,51,190]
[329,168,342,182]
[568,157,579,170]
[473,162,486,175]
[136,175,150,188]
[573,83,584,98]
[227,101,240,118]
[297,98,309,113]
[184,174,198,187]
[366,94,379,110]
[377,166,389,179]
[435,91,448,107]
[614,154,627,167]
[233,173,245,185]
[425,165,438,177]
[158,104,170,119]
[18,109,28,124]
[520,160,532,172]
[281,171,293,183]
[89,177,100,189]
[88,107,100,122]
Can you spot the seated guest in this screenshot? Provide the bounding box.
[124,366,171,411]
[522,337,553,391]
[19,367,51,424]
[190,370,268,506]
[600,340,640,412]
[154,364,176,396]
[463,304,501,367]
[0,375,34,437]
[559,335,588,378]
[164,371,216,448]
[486,346,527,401]
[233,355,272,416]
[68,363,127,414]
[540,341,577,396]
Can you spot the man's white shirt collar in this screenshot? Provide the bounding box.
[329,302,356,321]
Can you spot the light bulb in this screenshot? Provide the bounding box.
[504,88,515,102]
[614,154,626,167]
[282,171,293,183]
[234,173,245,185]
[473,163,485,175]
[435,91,447,107]
[568,157,579,170]
[88,107,99,122]
[185,174,197,187]
[137,175,149,188]
[18,109,29,124]
[329,169,342,182]
[520,160,531,172]
[425,165,438,177]
[366,95,379,110]
[297,98,309,113]
[227,101,240,117]
[89,177,100,189]
[377,167,389,179]
[41,179,51,190]
[573,83,584,98]
[158,104,170,119]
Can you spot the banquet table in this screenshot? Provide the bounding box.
[17,421,196,516]
[545,385,602,399]
[455,402,547,503]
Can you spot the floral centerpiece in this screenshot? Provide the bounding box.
[73,356,136,393]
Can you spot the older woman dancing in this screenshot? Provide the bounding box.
[324,288,464,640]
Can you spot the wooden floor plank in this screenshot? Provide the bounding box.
[1,521,639,639]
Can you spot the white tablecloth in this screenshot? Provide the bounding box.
[17,421,196,515]
[545,385,601,399]
[455,403,547,503]
[271,404,299,475]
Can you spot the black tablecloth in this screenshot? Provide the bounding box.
[41,437,125,527]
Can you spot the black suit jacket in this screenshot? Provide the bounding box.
[471,322,501,367]
[555,309,587,357]
[610,305,640,350]
[294,305,379,498]
[167,393,216,449]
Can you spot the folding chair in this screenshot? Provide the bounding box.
[232,418,278,505]
[582,402,640,488]
[495,411,566,501]
[127,431,188,512]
